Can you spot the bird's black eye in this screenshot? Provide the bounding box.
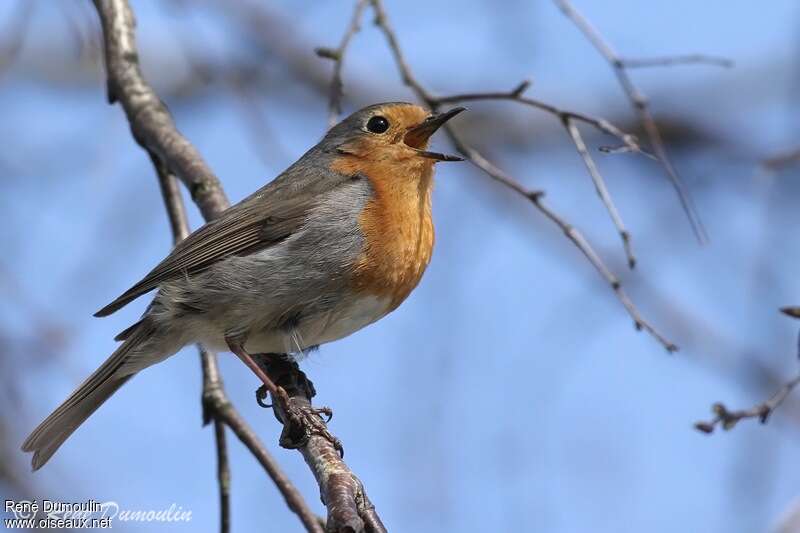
[366,116,390,134]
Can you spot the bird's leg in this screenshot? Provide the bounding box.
[226,337,287,403]
[253,354,287,408]
[254,353,318,405]
[226,339,342,455]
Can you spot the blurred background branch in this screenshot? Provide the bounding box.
[696,308,800,433]
[553,0,717,244]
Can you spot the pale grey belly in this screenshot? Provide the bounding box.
[191,293,391,355]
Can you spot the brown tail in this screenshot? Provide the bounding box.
[22,322,152,470]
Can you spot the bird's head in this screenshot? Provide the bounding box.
[323,102,465,165]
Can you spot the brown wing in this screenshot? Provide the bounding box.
[94,159,348,317]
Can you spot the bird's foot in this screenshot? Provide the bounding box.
[277,395,343,457]
[255,384,271,408]
[251,354,343,456]
[257,383,342,456]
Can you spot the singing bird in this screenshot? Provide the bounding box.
[22,102,465,469]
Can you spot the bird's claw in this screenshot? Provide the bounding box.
[255,385,272,408]
[278,399,344,457]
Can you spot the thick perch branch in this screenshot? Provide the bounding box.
[93,0,228,220]
[91,1,382,531]
[257,357,386,533]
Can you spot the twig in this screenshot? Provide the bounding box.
[438,83,651,267]
[782,307,800,320]
[436,83,640,151]
[315,0,369,127]
[695,308,800,433]
[622,54,733,69]
[91,2,381,530]
[364,0,676,351]
[213,420,231,533]
[563,118,635,268]
[153,154,191,242]
[553,0,709,244]
[449,136,675,351]
[763,147,800,172]
[694,375,800,433]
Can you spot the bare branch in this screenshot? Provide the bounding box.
[213,420,231,533]
[782,307,800,320]
[622,54,733,69]
[92,0,229,220]
[436,85,641,151]
[563,119,635,268]
[201,350,323,533]
[256,356,387,533]
[694,375,800,433]
[152,154,190,242]
[449,135,676,351]
[364,0,676,351]
[316,0,370,127]
[763,147,800,172]
[696,309,800,433]
[553,0,709,244]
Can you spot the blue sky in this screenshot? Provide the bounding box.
[2,1,800,532]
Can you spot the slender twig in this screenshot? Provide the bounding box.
[782,307,800,320]
[153,154,191,242]
[439,84,649,267]
[364,0,676,351]
[694,375,800,433]
[214,420,231,533]
[763,147,800,172]
[449,135,676,351]
[436,82,640,151]
[315,0,369,127]
[622,54,733,69]
[695,309,800,433]
[563,118,635,268]
[553,0,709,244]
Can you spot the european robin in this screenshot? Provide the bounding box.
[22,102,465,469]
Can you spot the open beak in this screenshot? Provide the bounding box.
[404,107,466,162]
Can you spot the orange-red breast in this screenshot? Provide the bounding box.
[22,102,465,469]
